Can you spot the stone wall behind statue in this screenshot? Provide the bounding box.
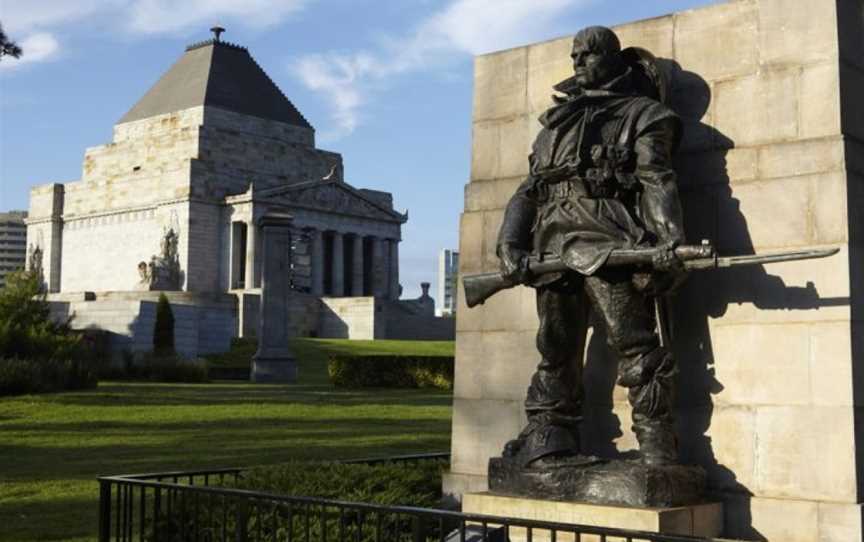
[447,0,864,539]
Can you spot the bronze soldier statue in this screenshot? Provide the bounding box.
[496,26,686,467]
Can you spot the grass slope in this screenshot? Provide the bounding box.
[0,339,453,542]
[208,338,455,385]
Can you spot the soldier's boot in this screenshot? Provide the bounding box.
[621,347,678,466]
[633,419,677,466]
[502,412,581,467]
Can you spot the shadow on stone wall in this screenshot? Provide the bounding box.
[578,62,849,541]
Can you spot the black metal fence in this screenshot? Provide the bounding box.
[97,454,720,542]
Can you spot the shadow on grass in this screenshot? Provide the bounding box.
[0,380,453,541]
[1,429,451,481]
[44,382,452,408]
[0,493,97,542]
[2,416,449,436]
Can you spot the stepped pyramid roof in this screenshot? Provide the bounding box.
[119,33,311,129]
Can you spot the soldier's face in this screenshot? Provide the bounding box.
[571,43,618,89]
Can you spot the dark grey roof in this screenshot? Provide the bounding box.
[118,40,312,128]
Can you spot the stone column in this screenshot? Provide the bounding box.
[351,234,364,296]
[244,219,257,289]
[369,236,384,297]
[388,239,400,300]
[251,213,296,383]
[331,231,344,297]
[311,229,324,295]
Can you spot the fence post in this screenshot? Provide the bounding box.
[236,499,249,542]
[413,516,426,542]
[98,479,112,542]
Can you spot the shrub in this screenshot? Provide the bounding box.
[0,357,98,396]
[149,460,446,542]
[328,355,453,390]
[100,353,209,383]
[145,355,209,383]
[153,293,175,356]
[0,270,82,361]
[0,271,98,396]
[233,459,445,508]
[204,337,258,368]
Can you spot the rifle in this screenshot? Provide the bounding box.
[462,241,839,308]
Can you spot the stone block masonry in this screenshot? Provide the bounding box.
[47,291,236,360]
[448,0,864,539]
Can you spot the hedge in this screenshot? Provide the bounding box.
[148,460,447,541]
[0,357,98,396]
[328,355,453,390]
[99,353,209,383]
[233,459,445,507]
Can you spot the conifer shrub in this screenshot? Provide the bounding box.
[328,355,453,390]
[153,293,175,356]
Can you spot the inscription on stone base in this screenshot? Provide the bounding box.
[489,456,707,508]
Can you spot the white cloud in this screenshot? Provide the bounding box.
[415,0,577,56]
[0,33,60,72]
[0,0,122,35]
[293,0,591,140]
[0,0,307,34]
[0,0,309,71]
[127,0,308,35]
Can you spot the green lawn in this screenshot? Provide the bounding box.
[208,338,455,384]
[0,339,454,542]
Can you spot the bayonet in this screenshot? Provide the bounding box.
[463,242,839,308]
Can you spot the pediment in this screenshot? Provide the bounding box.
[257,180,406,223]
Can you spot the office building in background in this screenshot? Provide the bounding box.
[0,211,28,289]
[436,249,459,317]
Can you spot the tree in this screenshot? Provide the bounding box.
[0,270,79,360]
[153,293,175,357]
[0,23,22,61]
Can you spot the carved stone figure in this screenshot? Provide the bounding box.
[28,243,43,278]
[138,228,182,290]
[161,228,178,261]
[137,261,151,287]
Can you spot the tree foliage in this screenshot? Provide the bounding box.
[0,22,23,61]
[153,293,175,356]
[0,270,79,360]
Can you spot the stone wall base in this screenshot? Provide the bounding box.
[462,492,722,540]
[48,290,236,360]
[446,473,864,541]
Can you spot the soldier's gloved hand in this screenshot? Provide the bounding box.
[498,243,531,285]
[651,241,683,273]
[633,241,687,295]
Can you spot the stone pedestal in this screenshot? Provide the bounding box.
[251,213,297,383]
[489,456,707,508]
[462,493,723,540]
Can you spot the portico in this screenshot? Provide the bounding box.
[225,179,405,300]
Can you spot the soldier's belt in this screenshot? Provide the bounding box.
[537,174,627,199]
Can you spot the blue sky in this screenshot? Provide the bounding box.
[0,0,716,298]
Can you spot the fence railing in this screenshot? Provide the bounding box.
[97,454,722,542]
